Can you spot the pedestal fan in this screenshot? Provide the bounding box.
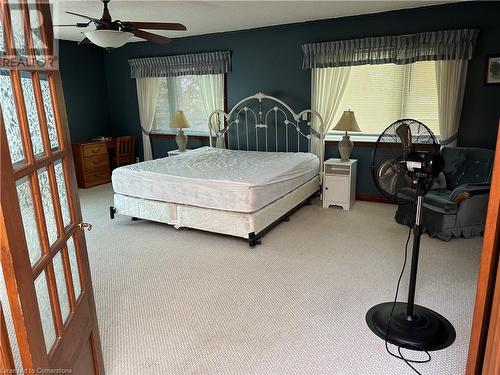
[365,119,456,351]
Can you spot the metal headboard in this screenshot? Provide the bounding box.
[208,92,325,176]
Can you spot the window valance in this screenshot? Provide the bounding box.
[302,29,479,69]
[129,50,231,78]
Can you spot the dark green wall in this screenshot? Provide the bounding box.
[60,2,500,196]
[59,40,111,142]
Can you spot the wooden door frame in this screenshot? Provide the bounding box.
[466,120,500,374]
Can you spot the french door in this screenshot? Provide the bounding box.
[1,1,104,373]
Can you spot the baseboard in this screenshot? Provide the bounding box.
[356,194,393,204]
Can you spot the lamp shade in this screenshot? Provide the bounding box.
[83,30,133,49]
[333,110,361,132]
[170,111,190,129]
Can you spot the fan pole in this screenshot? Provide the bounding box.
[406,180,424,318]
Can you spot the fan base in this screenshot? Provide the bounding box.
[366,302,456,351]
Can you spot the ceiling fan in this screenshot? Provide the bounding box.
[55,0,187,49]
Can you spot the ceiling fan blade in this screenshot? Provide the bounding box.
[54,22,89,28]
[377,159,401,195]
[396,123,413,154]
[78,37,91,45]
[131,29,171,44]
[122,22,186,31]
[65,11,99,21]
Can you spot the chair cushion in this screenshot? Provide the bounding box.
[398,187,457,214]
[431,172,447,190]
[441,147,494,189]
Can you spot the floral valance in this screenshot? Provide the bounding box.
[302,29,479,69]
[129,50,231,78]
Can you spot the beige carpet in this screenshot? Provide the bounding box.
[80,184,482,375]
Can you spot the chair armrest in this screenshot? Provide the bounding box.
[449,183,490,204]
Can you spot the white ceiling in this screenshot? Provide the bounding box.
[52,0,458,43]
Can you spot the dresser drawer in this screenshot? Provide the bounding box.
[85,168,110,183]
[84,154,109,170]
[82,143,107,157]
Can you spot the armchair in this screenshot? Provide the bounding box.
[395,147,494,241]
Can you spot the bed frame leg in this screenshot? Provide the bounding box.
[248,232,262,247]
[109,206,116,219]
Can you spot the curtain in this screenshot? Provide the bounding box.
[435,60,469,147]
[311,67,351,156]
[136,77,160,160]
[302,29,478,69]
[196,74,224,133]
[129,51,231,78]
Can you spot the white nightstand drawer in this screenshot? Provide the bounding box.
[167,149,193,156]
[324,175,349,202]
[325,164,350,175]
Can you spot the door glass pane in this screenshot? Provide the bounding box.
[0,268,23,371]
[9,6,26,56]
[54,160,71,227]
[40,75,58,150]
[21,72,45,158]
[28,6,44,57]
[67,238,81,300]
[16,176,42,265]
[1,70,26,167]
[37,168,58,245]
[53,251,70,323]
[34,270,56,352]
[0,20,5,55]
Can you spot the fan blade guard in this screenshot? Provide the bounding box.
[377,159,401,196]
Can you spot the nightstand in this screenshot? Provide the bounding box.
[322,158,357,210]
[167,149,192,157]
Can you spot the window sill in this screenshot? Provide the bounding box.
[325,134,380,142]
[150,130,210,136]
[325,133,441,144]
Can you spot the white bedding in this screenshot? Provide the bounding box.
[112,147,319,213]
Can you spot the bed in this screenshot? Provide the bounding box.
[110,93,324,246]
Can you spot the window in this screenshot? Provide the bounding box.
[153,74,224,135]
[330,61,439,136]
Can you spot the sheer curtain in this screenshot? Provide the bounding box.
[197,74,224,131]
[196,74,224,147]
[136,77,160,160]
[435,60,469,147]
[311,66,351,156]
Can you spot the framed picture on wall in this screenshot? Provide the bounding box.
[485,54,500,85]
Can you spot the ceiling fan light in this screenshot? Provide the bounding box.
[83,30,133,48]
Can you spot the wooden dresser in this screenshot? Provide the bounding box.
[72,141,111,188]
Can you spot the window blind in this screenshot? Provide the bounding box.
[330,61,439,135]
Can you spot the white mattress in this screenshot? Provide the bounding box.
[112,147,319,213]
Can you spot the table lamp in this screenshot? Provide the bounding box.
[170,110,190,152]
[333,110,361,161]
